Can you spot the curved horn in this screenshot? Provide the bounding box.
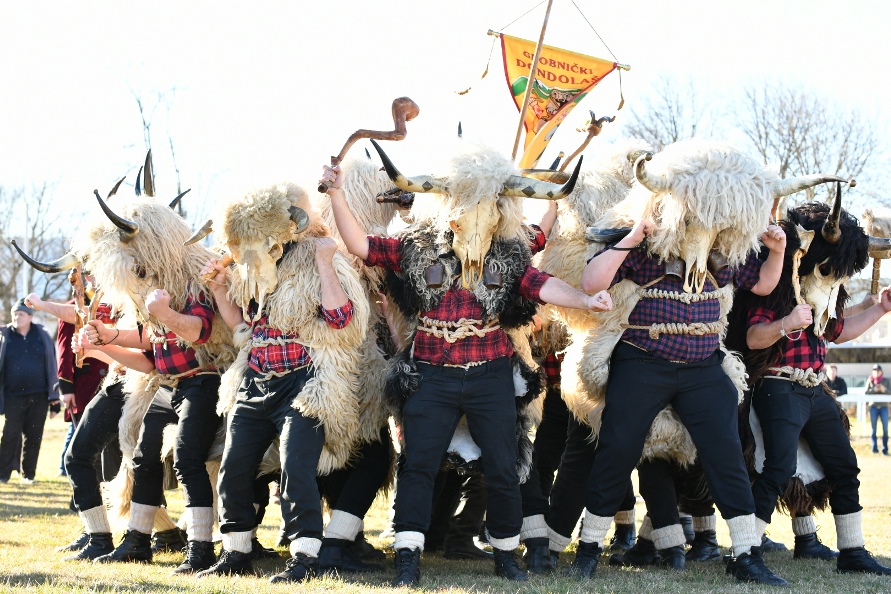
[95,190,139,239]
[633,152,670,194]
[519,169,571,184]
[107,176,126,199]
[10,240,79,273]
[369,139,447,194]
[184,219,214,246]
[822,182,844,244]
[772,173,848,199]
[142,150,155,197]
[168,188,191,210]
[288,206,310,233]
[869,236,891,259]
[503,156,583,200]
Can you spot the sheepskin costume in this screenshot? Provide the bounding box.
[215,183,371,474]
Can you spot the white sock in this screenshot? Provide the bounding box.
[81,506,112,534]
[394,531,425,552]
[325,510,363,541]
[488,532,520,551]
[222,531,253,554]
[548,525,571,553]
[153,507,178,532]
[579,511,613,547]
[614,509,635,525]
[128,503,158,535]
[792,515,817,537]
[727,514,760,558]
[693,515,716,532]
[638,515,654,541]
[188,507,215,542]
[652,524,686,550]
[520,514,548,541]
[835,511,865,550]
[290,537,322,558]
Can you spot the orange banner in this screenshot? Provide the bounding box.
[500,34,616,168]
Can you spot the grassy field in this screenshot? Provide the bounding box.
[2,416,891,593]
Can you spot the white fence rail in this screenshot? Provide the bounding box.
[836,388,891,436]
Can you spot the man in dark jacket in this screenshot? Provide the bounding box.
[0,298,60,482]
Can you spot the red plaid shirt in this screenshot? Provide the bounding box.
[366,235,552,365]
[248,301,354,374]
[606,248,762,363]
[145,292,215,376]
[529,224,546,256]
[747,307,844,372]
[542,352,563,386]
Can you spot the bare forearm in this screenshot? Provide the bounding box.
[153,309,203,343]
[537,202,558,238]
[317,259,350,310]
[92,345,156,373]
[746,320,785,350]
[36,301,77,324]
[750,250,783,296]
[582,247,633,293]
[539,277,591,310]
[210,286,246,330]
[836,304,888,344]
[328,189,370,260]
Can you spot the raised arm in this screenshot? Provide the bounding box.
[26,293,77,324]
[199,258,247,330]
[322,164,370,260]
[315,238,351,311]
[749,225,786,296]
[746,304,812,350]
[581,219,653,294]
[834,286,891,344]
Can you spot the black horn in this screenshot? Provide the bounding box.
[10,240,79,273]
[169,188,191,210]
[822,182,844,244]
[95,190,139,240]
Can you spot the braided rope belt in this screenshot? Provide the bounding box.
[765,366,825,388]
[623,321,725,340]
[638,288,720,304]
[416,317,501,344]
[249,333,311,381]
[145,368,217,395]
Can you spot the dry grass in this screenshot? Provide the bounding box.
[1,416,891,592]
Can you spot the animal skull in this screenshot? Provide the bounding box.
[680,221,720,294]
[799,261,845,337]
[449,198,500,289]
[229,237,284,321]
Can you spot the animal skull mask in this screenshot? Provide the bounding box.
[799,262,844,337]
[680,221,720,294]
[449,198,500,289]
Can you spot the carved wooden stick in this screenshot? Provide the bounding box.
[318,97,420,193]
[69,265,88,368]
[200,253,234,284]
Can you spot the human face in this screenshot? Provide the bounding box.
[827,366,837,380]
[12,311,32,333]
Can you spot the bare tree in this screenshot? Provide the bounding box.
[736,82,882,203]
[622,75,712,150]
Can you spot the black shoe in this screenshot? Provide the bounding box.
[609,537,660,567]
[477,523,489,545]
[523,541,555,574]
[493,548,528,581]
[659,545,686,570]
[56,530,89,552]
[319,538,380,572]
[94,530,152,564]
[680,516,695,545]
[793,532,838,560]
[608,522,636,553]
[568,542,601,578]
[687,530,722,562]
[269,552,319,583]
[392,547,421,587]
[761,533,789,552]
[347,531,387,565]
[151,527,188,554]
[173,540,217,574]
[837,547,891,575]
[444,537,493,561]
[250,538,280,560]
[63,533,114,561]
[196,548,254,577]
[731,546,789,586]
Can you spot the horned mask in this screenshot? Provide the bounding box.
[370,140,581,289]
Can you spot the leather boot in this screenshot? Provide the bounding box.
[608,522,636,553]
[610,537,660,567]
[94,530,152,563]
[151,528,188,553]
[63,533,114,561]
[56,530,89,552]
[444,536,493,560]
[269,553,319,583]
[568,542,601,578]
[837,547,891,575]
[658,545,686,570]
[196,549,254,577]
[760,533,788,552]
[493,548,528,581]
[523,539,554,574]
[319,538,380,572]
[250,538,280,560]
[730,546,789,586]
[173,540,217,574]
[347,531,387,564]
[686,530,722,562]
[793,532,838,560]
[392,547,421,587]
[679,516,695,544]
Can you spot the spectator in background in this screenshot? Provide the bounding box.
[827,364,847,396]
[0,298,60,483]
[865,364,890,455]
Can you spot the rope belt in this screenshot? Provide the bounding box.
[416,317,501,344]
[623,321,725,340]
[765,366,825,388]
[145,368,218,395]
[637,288,720,304]
[249,333,312,381]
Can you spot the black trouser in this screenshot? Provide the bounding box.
[751,378,861,522]
[532,386,569,496]
[0,393,49,481]
[394,358,521,543]
[586,343,753,522]
[427,468,487,549]
[65,381,126,511]
[547,415,635,539]
[318,426,393,518]
[521,456,550,519]
[637,458,681,530]
[131,374,221,508]
[218,368,325,542]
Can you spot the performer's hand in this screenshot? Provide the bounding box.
[586,290,613,312]
[201,258,228,288]
[627,218,654,245]
[84,319,113,346]
[48,400,61,419]
[25,292,44,310]
[314,237,338,264]
[145,289,172,316]
[320,165,344,195]
[879,286,891,313]
[761,224,786,254]
[785,303,813,330]
[60,393,75,408]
